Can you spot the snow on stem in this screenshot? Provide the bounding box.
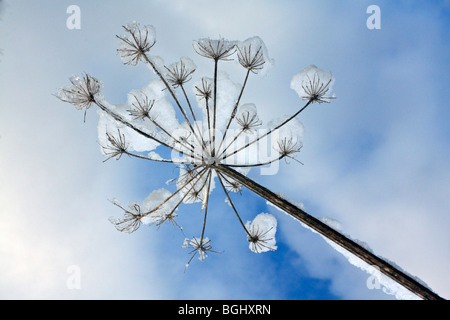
[214,163,443,300]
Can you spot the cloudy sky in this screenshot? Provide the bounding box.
[0,0,449,300]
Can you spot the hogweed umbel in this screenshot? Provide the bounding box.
[56,21,442,300]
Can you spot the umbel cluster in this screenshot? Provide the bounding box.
[57,21,335,268]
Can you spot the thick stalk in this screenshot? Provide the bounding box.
[212,59,218,156]
[122,151,195,165]
[215,163,444,301]
[200,172,213,241]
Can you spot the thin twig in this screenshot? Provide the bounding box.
[220,100,312,161]
[216,69,251,155]
[141,166,208,218]
[200,171,213,242]
[142,54,209,156]
[94,97,194,158]
[216,171,251,237]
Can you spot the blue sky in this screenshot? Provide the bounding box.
[0,0,449,299]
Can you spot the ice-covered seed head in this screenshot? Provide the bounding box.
[290,65,336,104]
[56,73,103,111]
[116,21,156,66]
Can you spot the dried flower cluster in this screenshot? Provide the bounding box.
[57,21,335,268]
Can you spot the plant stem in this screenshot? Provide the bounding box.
[216,68,251,155]
[220,100,312,161]
[212,59,218,156]
[200,172,213,242]
[216,171,251,238]
[180,84,209,154]
[141,166,208,218]
[94,98,189,157]
[143,54,208,155]
[214,163,444,301]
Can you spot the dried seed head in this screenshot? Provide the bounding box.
[223,179,242,194]
[290,65,336,104]
[109,202,143,233]
[58,21,339,270]
[164,57,196,88]
[127,91,156,120]
[151,209,180,230]
[275,137,302,159]
[301,74,334,103]
[195,78,213,101]
[117,21,156,66]
[236,110,262,134]
[245,213,277,253]
[193,38,236,61]
[101,129,129,162]
[177,165,200,185]
[56,73,103,111]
